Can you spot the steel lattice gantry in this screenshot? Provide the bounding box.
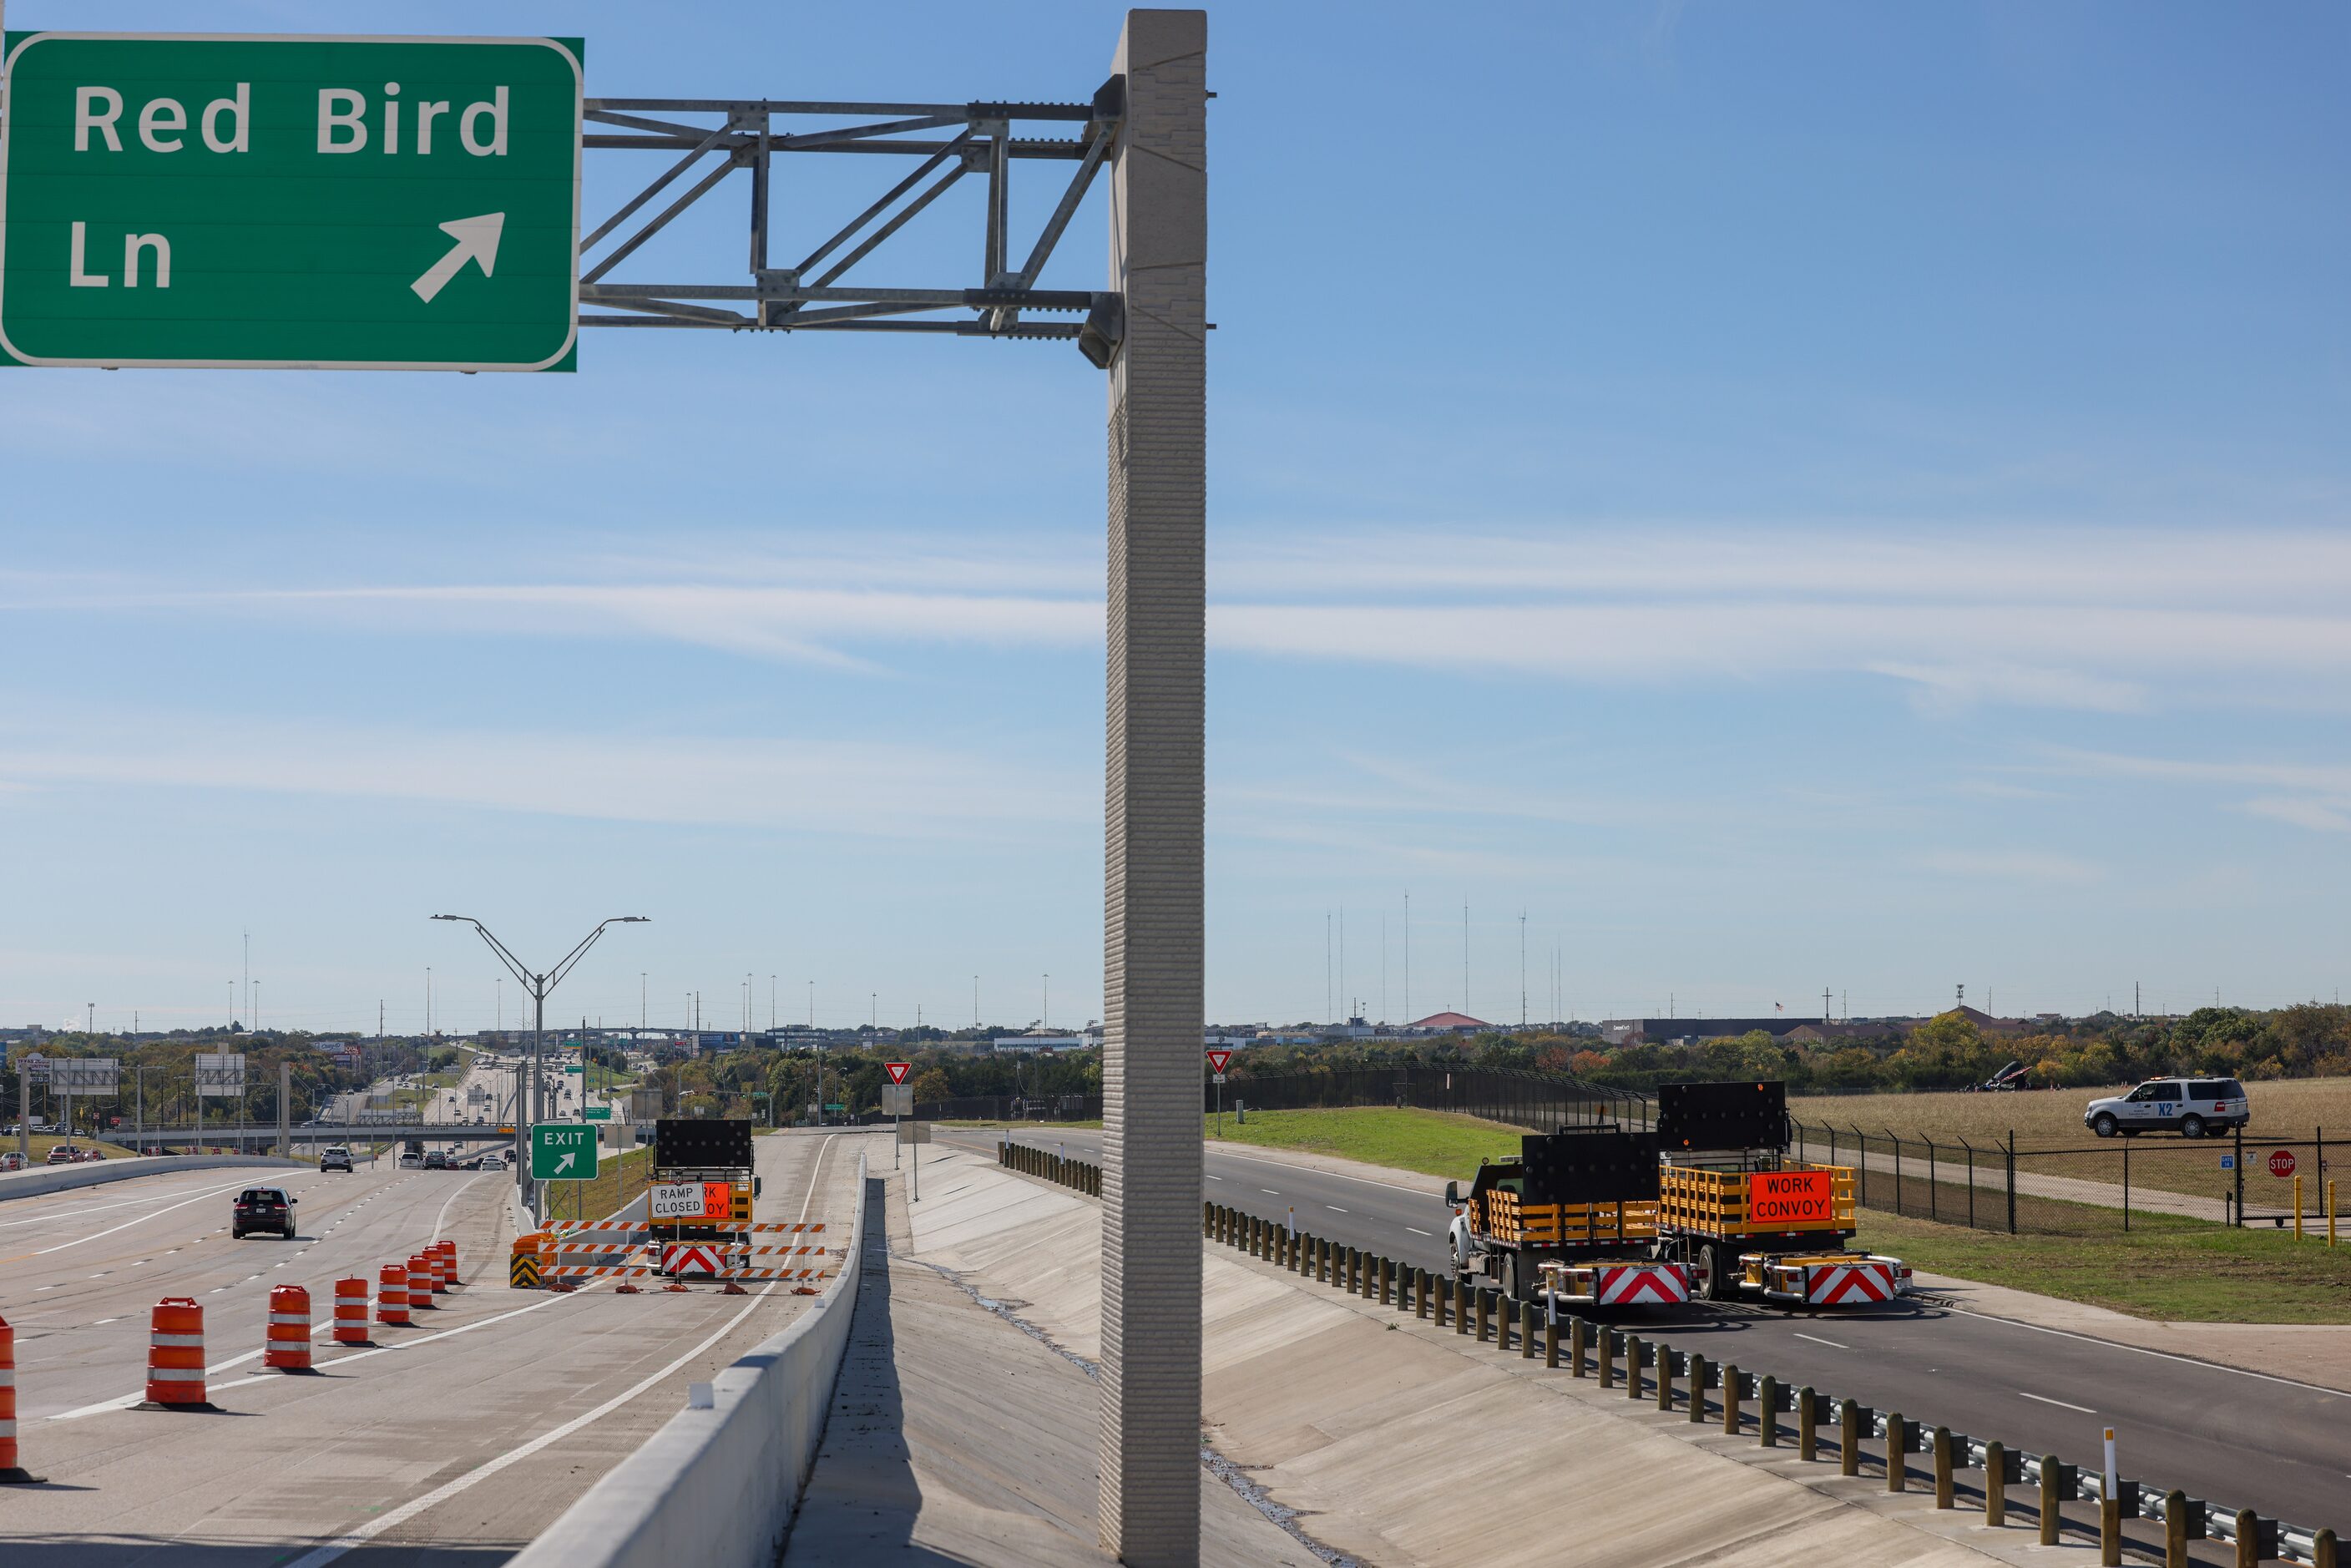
[575,85,1124,363]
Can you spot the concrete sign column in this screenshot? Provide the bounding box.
[1098,10,1207,1565]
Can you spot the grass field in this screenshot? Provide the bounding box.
[550,1142,655,1226]
[1206,1106,1523,1179]
[1858,1205,2351,1323]
[1791,1077,2351,1202]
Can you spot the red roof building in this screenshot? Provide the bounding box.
[1408,1011,1490,1034]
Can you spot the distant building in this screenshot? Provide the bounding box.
[1408,1011,1490,1035]
[992,1033,1083,1055]
[315,1039,363,1071]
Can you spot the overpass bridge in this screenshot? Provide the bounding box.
[119,1123,586,1151]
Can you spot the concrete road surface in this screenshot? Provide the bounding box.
[953,1126,2351,1540]
[3,1127,877,1566]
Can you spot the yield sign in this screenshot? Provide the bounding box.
[1206,1049,1233,1075]
[885,1062,912,1085]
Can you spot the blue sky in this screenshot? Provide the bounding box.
[3,2,2346,1035]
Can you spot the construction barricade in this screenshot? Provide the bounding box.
[407,1253,439,1308]
[332,1277,372,1345]
[142,1297,210,1409]
[436,1240,458,1288]
[378,1262,412,1326]
[265,1285,314,1372]
[0,1313,40,1484]
[420,1247,450,1295]
[510,1233,544,1289]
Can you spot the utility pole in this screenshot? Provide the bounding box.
[1462,900,1469,1017]
[1519,911,1526,1029]
[1823,987,1832,1025]
[1403,890,1410,1024]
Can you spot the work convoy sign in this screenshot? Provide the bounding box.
[0,33,581,369]
[1747,1169,1834,1225]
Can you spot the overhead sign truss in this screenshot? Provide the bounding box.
[576,88,1123,362]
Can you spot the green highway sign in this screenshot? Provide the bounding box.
[583,1105,610,1120]
[0,32,581,370]
[529,1121,599,1181]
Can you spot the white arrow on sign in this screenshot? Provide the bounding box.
[553,1151,575,1175]
[411,212,506,303]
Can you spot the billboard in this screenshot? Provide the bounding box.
[195,1051,247,1096]
[50,1057,119,1093]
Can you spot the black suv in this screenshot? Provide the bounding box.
[232,1186,297,1238]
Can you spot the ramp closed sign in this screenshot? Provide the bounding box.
[1749,1170,1833,1225]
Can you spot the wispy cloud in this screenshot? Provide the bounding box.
[13,525,2351,713]
[2041,746,2351,837]
[0,714,1090,838]
[1911,848,2104,884]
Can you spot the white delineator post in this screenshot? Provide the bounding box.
[1099,10,1207,1565]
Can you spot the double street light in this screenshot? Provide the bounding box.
[432,913,647,1220]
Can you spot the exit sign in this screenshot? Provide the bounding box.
[0,33,582,370]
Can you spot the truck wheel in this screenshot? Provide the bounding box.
[2091,1113,2117,1138]
[2181,1115,2206,1139]
[1701,1242,1737,1302]
[1499,1253,1521,1303]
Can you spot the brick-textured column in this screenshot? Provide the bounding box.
[1099,11,1207,1565]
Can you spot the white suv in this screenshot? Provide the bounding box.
[2085,1077,2248,1139]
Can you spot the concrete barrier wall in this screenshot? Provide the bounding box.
[0,1152,303,1201]
[509,1151,869,1568]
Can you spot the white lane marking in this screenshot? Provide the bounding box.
[1205,1174,1222,1181]
[1794,1333,1848,1350]
[2020,1391,2096,1414]
[1261,1189,1281,1196]
[1199,1144,1445,1199]
[1325,1206,1348,1214]
[0,1178,260,1231]
[1937,1302,2351,1397]
[93,1318,118,1325]
[23,1178,257,1257]
[1405,1227,1433,1236]
[278,1133,845,1568]
[281,1275,782,1568]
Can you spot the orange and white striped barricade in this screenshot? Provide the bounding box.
[421,1246,450,1295]
[265,1285,315,1372]
[0,1313,43,1484]
[435,1239,459,1288]
[377,1262,412,1327]
[142,1297,211,1409]
[332,1277,373,1346]
[407,1253,440,1308]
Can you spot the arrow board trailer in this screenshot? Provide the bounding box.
[1449,1125,1690,1309]
[1648,1081,1910,1306]
[0,33,582,371]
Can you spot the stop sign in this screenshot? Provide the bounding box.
[2268,1149,2298,1179]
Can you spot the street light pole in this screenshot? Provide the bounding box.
[432,913,648,1223]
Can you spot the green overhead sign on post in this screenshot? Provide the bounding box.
[0,32,583,370]
[529,1121,598,1181]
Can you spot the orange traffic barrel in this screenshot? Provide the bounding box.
[436,1240,458,1288]
[332,1277,372,1346]
[265,1285,313,1372]
[0,1313,41,1483]
[407,1254,439,1308]
[423,1245,451,1294]
[377,1263,411,1327]
[144,1297,210,1408]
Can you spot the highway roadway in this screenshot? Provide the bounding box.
[3,1125,879,1565]
[958,1127,2350,1548]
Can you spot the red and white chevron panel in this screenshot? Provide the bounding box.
[1593,1262,1690,1306]
[662,1243,729,1276]
[1806,1260,1898,1305]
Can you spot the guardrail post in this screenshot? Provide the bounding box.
[1934,1426,1954,1507]
[1759,1375,1780,1446]
[1797,1386,1818,1459]
[1384,1257,1398,1307]
[1570,1316,1588,1375]
[2101,1494,2123,1565]
[1840,1399,1861,1477]
[1722,1362,1741,1433]
[2233,1508,2258,1568]
[1474,1286,1491,1343]
[2164,1490,2188,1567]
[1417,1267,1431,1320]
[2313,1526,2337,1568]
[1687,1353,1708,1422]
[1520,1300,1536,1357]
[1544,1311,1560,1368]
[2041,1454,2065,1545]
[1656,1344,1674,1408]
[1363,1253,1378,1302]
[1984,1439,2006,1525]
[1886,1412,1905,1491]
[1625,1334,1644,1399]
[1597,1326,1615,1387]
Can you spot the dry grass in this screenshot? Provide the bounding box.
[1791,1077,2351,1202]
